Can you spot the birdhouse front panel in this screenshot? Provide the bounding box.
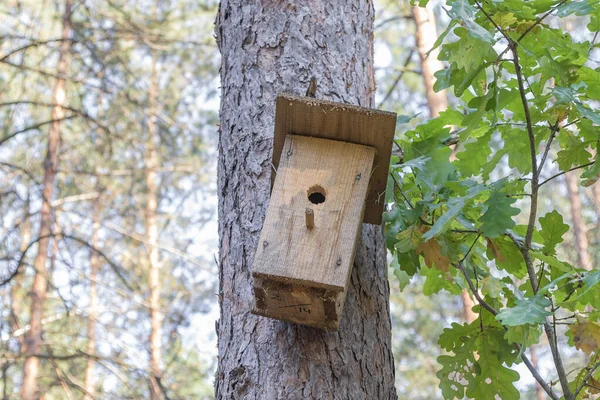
[251,134,375,328]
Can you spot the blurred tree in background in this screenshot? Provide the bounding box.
[1,0,218,398]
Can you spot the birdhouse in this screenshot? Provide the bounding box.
[251,94,396,330]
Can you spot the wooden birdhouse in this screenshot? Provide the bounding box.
[251,94,396,330]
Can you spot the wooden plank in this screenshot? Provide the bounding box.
[272,94,396,225]
[253,134,375,292]
[252,277,343,330]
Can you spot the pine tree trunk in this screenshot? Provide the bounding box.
[565,172,593,271]
[214,2,396,399]
[83,198,101,400]
[21,1,71,398]
[411,2,447,118]
[10,207,31,350]
[146,51,163,400]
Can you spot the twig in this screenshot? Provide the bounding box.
[454,261,559,399]
[539,162,595,187]
[538,122,560,176]
[378,48,415,107]
[575,361,600,397]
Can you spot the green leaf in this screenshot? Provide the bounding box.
[480,191,520,238]
[456,130,493,177]
[391,256,411,291]
[396,113,420,126]
[504,325,543,347]
[531,251,572,272]
[395,225,422,253]
[426,20,458,57]
[446,0,495,43]
[538,210,569,255]
[556,131,592,171]
[496,295,552,326]
[423,184,487,240]
[487,236,526,277]
[581,152,600,186]
[502,127,535,174]
[556,0,593,17]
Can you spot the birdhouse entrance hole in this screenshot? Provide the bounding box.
[308,185,326,204]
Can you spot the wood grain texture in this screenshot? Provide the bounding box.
[254,135,375,291]
[252,277,344,330]
[273,94,396,225]
[252,135,374,329]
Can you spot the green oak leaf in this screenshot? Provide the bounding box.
[538,210,569,255]
[556,131,592,171]
[480,191,520,238]
[504,324,543,347]
[496,295,552,326]
[466,333,520,399]
[395,225,422,253]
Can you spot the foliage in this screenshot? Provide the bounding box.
[0,0,218,398]
[387,0,600,398]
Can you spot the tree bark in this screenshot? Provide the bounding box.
[411,2,447,118]
[146,51,163,400]
[21,1,72,398]
[83,198,101,400]
[565,171,593,271]
[214,2,396,399]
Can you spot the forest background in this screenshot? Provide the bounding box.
[0,0,598,399]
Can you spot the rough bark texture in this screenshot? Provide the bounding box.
[145,52,163,400]
[565,172,593,271]
[83,198,101,400]
[411,3,447,118]
[21,1,71,398]
[214,2,396,399]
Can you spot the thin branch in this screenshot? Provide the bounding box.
[575,361,600,397]
[538,122,560,176]
[454,261,559,399]
[378,48,415,107]
[51,192,100,208]
[539,162,595,187]
[0,115,76,147]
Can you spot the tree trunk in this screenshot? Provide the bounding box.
[530,345,545,400]
[83,198,101,400]
[10,206,31,349]
[411,2,447,118]
[565,171,593,271]
[146,51,163,400]
[21,1,72,398]
[214,2,396,399]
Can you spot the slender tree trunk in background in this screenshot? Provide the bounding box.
[10,208,31,349]
[146,52,163,400]
[21,1,72,398]
[565,172,593,271]
[530,346,545,400]
[410,1,476,323]
[411,2,447,118]
[214,2,396,399]
[460,290,477,323]
[83,198,101,400]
